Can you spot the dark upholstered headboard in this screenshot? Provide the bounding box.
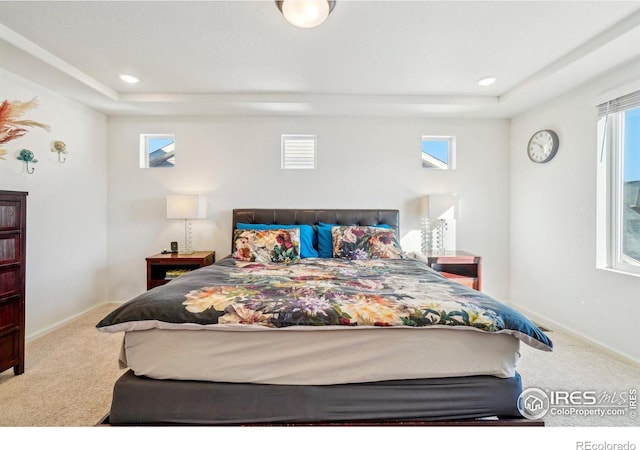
[231,208,400,252]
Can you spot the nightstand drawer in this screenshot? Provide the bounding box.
[421,251,482,291]
[440,272,479,290]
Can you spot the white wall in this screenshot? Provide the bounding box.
[107,116,511,304]
[0,68,108,339]
[510,60,640,362]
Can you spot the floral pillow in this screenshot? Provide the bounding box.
[331,226,403,260]
[233,228,300,262]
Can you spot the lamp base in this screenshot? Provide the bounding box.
[179,219,194,255]
[422,219,456,253]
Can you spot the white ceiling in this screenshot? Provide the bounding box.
[1,0,640,118]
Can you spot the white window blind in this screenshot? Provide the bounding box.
[281,135,316,169]
[597,89,640,117]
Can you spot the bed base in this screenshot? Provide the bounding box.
[103,370,540,426]
[98,415,543,426]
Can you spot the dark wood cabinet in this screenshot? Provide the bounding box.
[422,251,482,291]
[146,251,215,290]
[0,190,27,376]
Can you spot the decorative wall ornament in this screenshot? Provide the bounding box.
[0,97,50,161]
[17,149,38,174]
[51,140,67,163]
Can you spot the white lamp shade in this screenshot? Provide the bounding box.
[420,194,459,219]
[280,0,332,28]
[166,195,206,219]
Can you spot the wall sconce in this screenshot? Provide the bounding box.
[419,194,459,254]
[166,195,207,255]
[276,0,336,28]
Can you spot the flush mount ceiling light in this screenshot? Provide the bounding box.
[477,76,497,86]
[119,73,140,84]
[276,0,336,28]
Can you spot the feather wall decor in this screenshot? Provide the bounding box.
[0,97,50,160]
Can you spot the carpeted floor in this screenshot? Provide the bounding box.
[0,303,126,427]
[0,302,638,427]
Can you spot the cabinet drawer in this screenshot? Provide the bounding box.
[0,296,21,333]
[0,233,20,265]
[0,199,23,231]
[0,329,19,370]
[0,266,20,298]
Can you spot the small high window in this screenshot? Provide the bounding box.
[422,136,455,169]
[281,135,316,169]
[140,134,175,168]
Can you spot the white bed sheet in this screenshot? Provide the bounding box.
[121,326,521,385]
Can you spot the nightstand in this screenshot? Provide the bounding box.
[146,251,215,290]
[421,251,482,291]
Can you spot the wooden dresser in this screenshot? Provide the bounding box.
[0,190,27,376]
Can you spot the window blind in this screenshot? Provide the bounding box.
[597,89,640,117]
[281,135,316,169]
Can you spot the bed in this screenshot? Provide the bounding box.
[97,208,552,425]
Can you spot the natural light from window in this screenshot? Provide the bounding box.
[622,107,640,264]
[422,136,455,170]
[140,134,175,168]
[597,92,640,276]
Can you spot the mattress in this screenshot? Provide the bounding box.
[120,326,521,384]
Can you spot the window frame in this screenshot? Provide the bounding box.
[596,95,640,277]
[139,133,175,168]
[421,135,456,170]
[281,134,317,170]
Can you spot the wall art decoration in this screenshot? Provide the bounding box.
[0,97,50,161]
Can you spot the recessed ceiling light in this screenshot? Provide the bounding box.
[119,74,140,84]
[277,0,336,28]
[477,76,496,87]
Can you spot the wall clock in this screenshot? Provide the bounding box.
[527,129,559,163]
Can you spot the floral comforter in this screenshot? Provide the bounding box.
[97,256,553,351]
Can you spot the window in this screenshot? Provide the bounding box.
[281,135,316,169]
[140,134,175,168]
[597,90,640,276]
[422,136,455,169]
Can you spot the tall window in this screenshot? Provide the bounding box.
[597,90,640,276]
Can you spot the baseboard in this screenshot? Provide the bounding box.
[511,302,640,366]
[25,301,119,343]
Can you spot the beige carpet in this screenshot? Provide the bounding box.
[0,302,639,427]
[0,303,126,427]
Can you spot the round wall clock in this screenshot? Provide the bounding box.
[527,129,559,163]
